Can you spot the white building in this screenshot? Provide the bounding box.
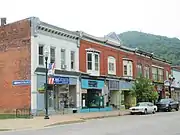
[30,17,80,115]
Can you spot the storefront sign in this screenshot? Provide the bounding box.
[81,79,104,89]
[54,76,69,84]
[108,80,119,90]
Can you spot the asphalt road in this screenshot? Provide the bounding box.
[1,111,180,135]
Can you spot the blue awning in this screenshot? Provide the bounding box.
[119,80,134,90]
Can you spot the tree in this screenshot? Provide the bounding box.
[131,75,158,103]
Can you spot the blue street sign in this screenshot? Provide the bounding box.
[12,80,31,86]
[54,76,69,84]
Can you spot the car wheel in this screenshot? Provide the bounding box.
[144,109,147,115]
[131,112,134,115]
[176,106,179,111]
[152,108,156,114]
[168,106,172,112]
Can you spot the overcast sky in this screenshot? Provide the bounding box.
[1,0,179,38]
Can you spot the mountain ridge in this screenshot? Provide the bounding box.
[118,31,180,65]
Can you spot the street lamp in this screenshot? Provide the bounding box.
[169,75,175,98]
[44,48,49,119]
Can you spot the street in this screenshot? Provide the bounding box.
[1,111,180,135]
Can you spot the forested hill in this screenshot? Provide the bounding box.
[119,31,180,65]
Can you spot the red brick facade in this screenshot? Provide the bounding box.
[0,19,31,113]
[79,39,171,80]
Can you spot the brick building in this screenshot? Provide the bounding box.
[78,32,171,111]
[0,17,171,114]
[0,17,80,115]
[0,18,31,113]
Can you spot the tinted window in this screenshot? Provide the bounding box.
[159,99,170,103]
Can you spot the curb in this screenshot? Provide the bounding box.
[45,119,85,127]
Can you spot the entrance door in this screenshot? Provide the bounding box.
[48,91,54,110]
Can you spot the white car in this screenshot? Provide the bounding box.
[129,102,157,115]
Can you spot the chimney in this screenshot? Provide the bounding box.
[0,18,6,26]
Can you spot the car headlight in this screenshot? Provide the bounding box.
[166,104,169,107]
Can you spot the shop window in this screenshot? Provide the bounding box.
[108,56,116,75]
[38,45,44,65]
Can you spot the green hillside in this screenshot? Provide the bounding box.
[119,31,180,65]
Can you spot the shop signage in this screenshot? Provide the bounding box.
[54,76,69,84]
[108,80,119,90]
[81,79,104,89]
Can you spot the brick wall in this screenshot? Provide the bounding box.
[0,19,31,113]
[79,40,135,77]
[79,39,171,81]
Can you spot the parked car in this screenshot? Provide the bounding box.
[129,102,157,115]
[156,98,179,112]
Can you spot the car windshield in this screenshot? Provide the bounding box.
[159,99,171,103]
[136,102,148,106]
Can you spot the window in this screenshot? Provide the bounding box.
[38,45,44,65]
[95,54,99,71]
[137,64,142,77]
[108,56,116,75]
[71,51,75,70]
[50,47,55,64]
[61,49,66,66]
[158,68,164,82]
[123,60,133,77]
[87,53,92,70]
[144,66,150,79]
[152,67,158,81]
[86,51,100,74]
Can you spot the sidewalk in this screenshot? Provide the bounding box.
[0,110,130,131]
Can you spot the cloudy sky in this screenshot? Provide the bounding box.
[1,0,179,38]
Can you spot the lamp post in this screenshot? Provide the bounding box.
[169,75,175,98]
[44,48,49,119]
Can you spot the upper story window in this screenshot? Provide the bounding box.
[61,49,66,69]
[38,45,44,65]
[86,48,100,76]
[71,51,75,70]
[144,66,150,79]
[137,63,142,77]
[152,67,158,81]
[50,47,55,64]
[108,56,116,75]
[158,68,164,82]
[123,60,133,77]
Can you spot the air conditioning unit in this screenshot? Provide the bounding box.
[61,64,67,69]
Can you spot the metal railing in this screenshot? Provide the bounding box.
[15,108,32,118]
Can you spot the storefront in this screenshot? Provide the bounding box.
[107,79,120,110]
[80,78,112,112]
[36,74,79,115]
[119,80,135,109]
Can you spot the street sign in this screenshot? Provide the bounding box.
[12,80,31,86]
